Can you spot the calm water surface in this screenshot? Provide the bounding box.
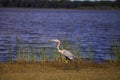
[0,9,120,62]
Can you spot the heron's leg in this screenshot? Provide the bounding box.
[65,60,68,63]
[65,56,71,63]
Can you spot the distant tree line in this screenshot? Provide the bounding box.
[0,0,119,9]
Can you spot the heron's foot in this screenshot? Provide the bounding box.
[65,60,70,63]
[64,60,67,63]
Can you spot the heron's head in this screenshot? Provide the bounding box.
[50,39,60,43]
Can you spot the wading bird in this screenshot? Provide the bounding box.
[51,39,78,61]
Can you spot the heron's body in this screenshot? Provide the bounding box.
[51,39,78,61]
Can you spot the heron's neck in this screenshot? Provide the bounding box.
[57,41,61,52]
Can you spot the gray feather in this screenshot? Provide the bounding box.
[62,50,78,60]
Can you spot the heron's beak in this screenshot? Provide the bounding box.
[50,39,55,42]
[50,39,59,43]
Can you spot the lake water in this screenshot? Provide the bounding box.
[0,8,120,62]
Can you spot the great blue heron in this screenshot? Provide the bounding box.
[51,39,78,61]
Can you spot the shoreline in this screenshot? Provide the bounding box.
[0,7,120,10]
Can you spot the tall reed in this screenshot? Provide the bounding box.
[37,48,41,62]
[42,47,47,62]
[111,40,120,63]
[77,37,84,61]
[39,48,44,62]
[8,45,12,63]
[77,44,84,61]
[16,35,20,62]
[88,45,93,62]
[29,46,35,62]
[55,51,60,61]
[16,36,26,62]
[49,48,53,61]
[62,34,69,50]
[25,48,30,62]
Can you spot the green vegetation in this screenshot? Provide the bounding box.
[0,0,119,9]
[110,39,120,63]
[8,45,13,63]
[3,35,119,63]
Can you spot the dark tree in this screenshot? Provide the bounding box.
[0,0,119,9]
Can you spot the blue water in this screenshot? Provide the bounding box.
[0,8,120,62]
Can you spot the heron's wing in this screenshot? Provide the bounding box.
[62,50,78,60]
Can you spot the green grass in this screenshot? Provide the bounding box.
[110,39,120,63]
[0,62,120,80]
[8,45,13,63]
